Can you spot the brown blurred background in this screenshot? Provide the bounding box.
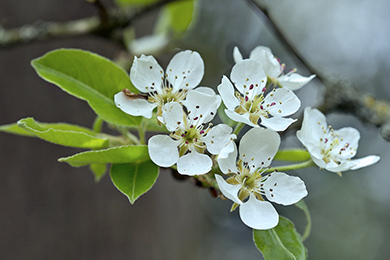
[1,0,390,259]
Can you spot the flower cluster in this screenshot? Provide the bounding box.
[115,47,380,230]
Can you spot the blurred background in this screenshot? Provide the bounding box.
[0,0,389,259]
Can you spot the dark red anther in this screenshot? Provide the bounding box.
[249,84,254,90]
[200,130,205,134]
[245,96,249,102]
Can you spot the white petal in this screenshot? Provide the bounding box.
[305,142,326,168]
[278,73,316,91]
[249,47,281,78]
[230,59,267,97]
[262,172,308,205]
[233,46,244,63]
[177,150,212,175]
[166,50,204,92]
[296,107,326,148]
[325,155,380,173]
[332,127,360,160]
[215,174,242,204]
[217,140,238,174]
[225,109,258,127]
[182,89,221,125]
[148,135,180,167]
[324,160,356,173]
[350,155,380,170]
[160,102,185,132]
[114,91,157,119]
[203,124,235,155]
[263,88,301,117]
[192,86,216,96]
[130,55,164,93]
[129,33,169,56]
[218,76,240,111]
[239,193,279,230]
[260,116,297,132]
[239,128,280,169]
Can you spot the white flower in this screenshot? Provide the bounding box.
[218,59,301,131]
[234,46,315,90]
[215,128,308,230]
[297,107,380,174]
[148,88,236,175]
[114,50,204,119]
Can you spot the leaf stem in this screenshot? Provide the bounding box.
[264,159,315,173]
[233,122,245,136]
[138,119,147,144]
[92,116,104,133]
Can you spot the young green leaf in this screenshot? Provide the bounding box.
[115,0,159,7]
[253,216,307,260]
[0,123,35,137]
[58,145,149,167]
[274,149,311,162]
[89,163,107,182]
[110,161,159,204]
[155,0,195,35]
[295,200,311,241]
[17,118,109,149]
[31,49,141,127]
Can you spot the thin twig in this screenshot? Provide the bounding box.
[0,0,178,48]
[247,0,390,141]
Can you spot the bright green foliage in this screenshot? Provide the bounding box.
[253,217,307,260]
[17,118,109,149]
[0,123,35,137]
[31,49,141,127]
[295,200,311,241]
[90,163,107,182]
[58,145,150,167]
[165,1,195,33]
[274,149,311,162]
[110,161,159,204]
[115,0,159,7]
[155,0,195,36]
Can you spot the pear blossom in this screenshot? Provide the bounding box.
[233,46,315,90]
[114,50,204,119]
[218,59,301,131]
[215,128,308,230]
[297,107,380,174]
[148,88,236,175]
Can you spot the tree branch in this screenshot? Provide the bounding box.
[247,0,390,141]
[0,0,178,48]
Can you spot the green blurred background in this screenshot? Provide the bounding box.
[0,0,389,259]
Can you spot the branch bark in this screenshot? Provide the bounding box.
[247,0,390,141]
[0,0,178,48]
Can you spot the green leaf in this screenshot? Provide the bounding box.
[58,145,149,167]
[295,200,311,241]
[274,149,311,162]
[110,161,159,204]
[0,123,35,137]
[89,163,107,182]
[253,217,307,260]
[17,117,109,149]
[154,0,195,37]
[31,49,141,127]
[115,0,159,7]
[165,1,195,33]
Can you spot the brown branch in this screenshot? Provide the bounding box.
[247,0,390,141]
[0,0,178,48]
